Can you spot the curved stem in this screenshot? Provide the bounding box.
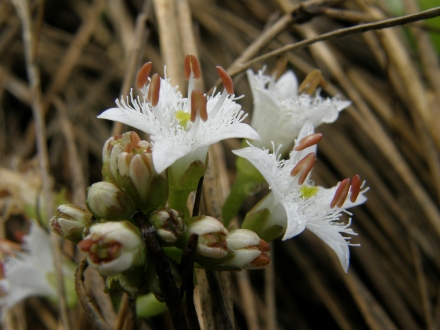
[75,258,111,330]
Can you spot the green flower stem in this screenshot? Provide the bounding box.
[168,188,192,218]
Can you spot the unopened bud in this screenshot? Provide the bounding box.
[186,216,229,259]
[149,209,183,245]
[101,132,141,184]
[221,229,271,269]
[78,221,145,277]
[50,204,93,243]
[117,140,168,212]
[86,182,135,220]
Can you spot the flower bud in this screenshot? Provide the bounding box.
[86,182,135,220]
[102,132,141,183]
[78,221,145,277]
[186,216,229,259]
[221,229,271,269]
[117,140,168,212]
[50,204,93,243]
[149,208,183,245]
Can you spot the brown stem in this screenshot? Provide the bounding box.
[74,258,111,330]
[133,211,190,330]
[206,271,233,330]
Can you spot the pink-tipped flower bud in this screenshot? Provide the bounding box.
[186,216,229,259]
[86,182,135,220]
[221,229,271,270]
[149,208,183,245]
[78,221,145,277]
[50,204,93,243]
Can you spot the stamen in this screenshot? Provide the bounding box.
[136,61,152,89]
[350,175,361,203]
[149,73,161,107]
[290,153,316,185]
[294,133,323,151]
[78,239,94,252]
[259,239,271,253]
[299,70,326,95]
[191,89,207,122]
[271,54,288,80]
[216,66,234,94]
[184,54,201,80]
[330,178,350,209]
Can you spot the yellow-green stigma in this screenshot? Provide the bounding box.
[175,110,191,128]
[300,186,318,199]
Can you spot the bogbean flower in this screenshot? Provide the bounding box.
[50,204,93,243]
[234,122,368,272]
[98,56,260,184]
[221,229,270,270]
[246,68,350,154]
[86,182,135,220]
[0,223,76,317]
[185,216,229,259]
[78,221,145,277]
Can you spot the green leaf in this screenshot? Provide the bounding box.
[136,293,167,318]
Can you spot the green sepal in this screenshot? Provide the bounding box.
[162,246,183,263]
[259,225,284,242]
[242,208,270,234]
[136,293,167,319]
[168,160,206,216]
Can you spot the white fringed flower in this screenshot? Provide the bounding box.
[98,64,259,179]
[234,123,367,272]
[247,68,350,154]
[0,223,75,316]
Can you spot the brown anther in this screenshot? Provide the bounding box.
[129,131,141,145]
[184,54,201,80]
[299,70,326,95]
[294,133,323,151]
[216,66,234,94]
[250,253,271,268]
[78,239,94,252]
[149,73,161,106]
[330,178,351,209]
[191,89,207,122]
[136,61,152,89]
[290,153,316,185]
[350,175,361,203]
[271,54,288,80]
[259,239,271,253]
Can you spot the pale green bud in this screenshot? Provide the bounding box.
[50,204,93,243]
[186,216,229,259]
[221,229,271,270]
[149,208,183,245]
[78,221,145,277]
[86,182,135,220]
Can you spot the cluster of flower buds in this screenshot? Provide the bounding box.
[101,131,168,213]
[182,216,271,270]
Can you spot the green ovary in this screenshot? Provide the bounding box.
[300,186,318,199]
[175,110,190,128]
